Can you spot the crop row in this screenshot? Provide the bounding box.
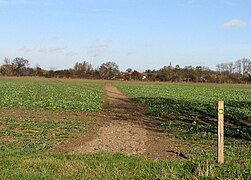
[0,80,104,112]
[115,83,251,140]
[0,114,88,153]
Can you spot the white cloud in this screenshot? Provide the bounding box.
[86,40,112,57]
[39,47,66,53]
[65,51,78,57]
[223,19,247,29]
[127,51,136,55]
[19,47,34,52]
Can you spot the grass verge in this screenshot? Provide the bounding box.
[1,151,250,179]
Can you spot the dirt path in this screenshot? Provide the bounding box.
[72,82,187,160]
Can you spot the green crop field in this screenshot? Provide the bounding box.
[0,78,104,153]
[114,83,251,140]
[1,78,250,179]
[0,78,104,111]
[115,82,251,178]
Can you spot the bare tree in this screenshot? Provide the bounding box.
[0,57,14,76]
[228,62,234,74]
[3,57,11,65]
[242,58,250,75]
[235,59,242,74]
[74,61,93,78]
[99,61,120,79]
[248,60,251,74]
[11,57,29,76]
[216,64,222,73]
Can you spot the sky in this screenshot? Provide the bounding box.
[0,0,250,71]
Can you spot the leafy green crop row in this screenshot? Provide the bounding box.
[115,83,251,140]
[0,80,104,112]
[115,82,251,178]
[0,115,87,153]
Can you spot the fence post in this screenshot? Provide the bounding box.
[218,100,224,164]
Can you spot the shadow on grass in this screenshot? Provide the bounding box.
[133,97,251,141]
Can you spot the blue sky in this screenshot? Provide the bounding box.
[0,0,250,71]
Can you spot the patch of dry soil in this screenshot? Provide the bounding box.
[72,82,187,160]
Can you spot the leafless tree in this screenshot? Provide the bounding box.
[74,61,93,78]
[3,57,11,65]
[242,58,250,75]
[235,59,242,74]
[99,61,120,79]
[11,57,29,76]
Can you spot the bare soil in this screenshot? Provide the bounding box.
[70,82,188,160]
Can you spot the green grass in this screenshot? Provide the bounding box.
[0,79,104,111]
[1,152,250,179]
[1,79,250,179]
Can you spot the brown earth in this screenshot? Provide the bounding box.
[68,82,189,160]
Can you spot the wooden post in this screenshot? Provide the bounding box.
[218,100,224,164]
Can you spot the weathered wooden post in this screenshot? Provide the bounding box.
[218,100,224,164]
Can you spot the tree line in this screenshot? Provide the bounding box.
[0,57,251,83]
